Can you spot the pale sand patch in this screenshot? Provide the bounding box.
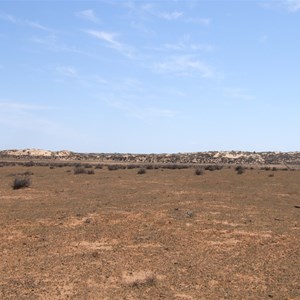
[211,220,242,227]
[126,243,162,249]
[174,294,194,299]
[72,239,119,251]
[122,270,156,286]
[232,230,272,238]
[206,238,241,246]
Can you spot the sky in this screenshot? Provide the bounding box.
[0,0,300,153]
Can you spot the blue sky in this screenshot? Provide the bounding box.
[0,0,299,153]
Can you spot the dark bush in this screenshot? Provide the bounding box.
[145,164,154,170]
[84,164,93,169]
[95,164,103,169]
[137,168,146,174]
[74,166,86,174]
[24,161,34,167]
[195,168,204,176]
[236,165,245,174]
[87,169,95,174]
[23,170,34,176]
[127,164,137,169]
[108,165,119,171]
[12,176,31,189]
[205,165,223,171]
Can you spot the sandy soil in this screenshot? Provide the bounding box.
[0,166,299,299]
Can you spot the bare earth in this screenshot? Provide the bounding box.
[0,165,299,299]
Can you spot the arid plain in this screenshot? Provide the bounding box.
[0,164,299,299]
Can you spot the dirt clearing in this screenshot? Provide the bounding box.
[0,166,299,299]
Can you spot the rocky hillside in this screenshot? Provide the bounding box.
[1,149,300,166]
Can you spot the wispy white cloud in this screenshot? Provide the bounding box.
[154,55,214,78]
[0,101,55,111]
[164,42,214,52]
[160,11,183,20]
[223,88,255,101]
[0,13,55,32]
[186,17,211,26]
[85,30,119,47]
[262,0,300,12]
[55,66,78,78]
[0,13,16,23]
[108,100,178,120]
[285,0,300,11]
[26,21,52,32]
[76,9,99,22]
[84,30,135,58]
[31,34,94,58]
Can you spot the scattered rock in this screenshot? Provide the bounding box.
[186,210,194,218]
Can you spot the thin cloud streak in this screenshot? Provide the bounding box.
[0,13,16,23]
[186,17,211,26]
[55,66,78,78]
[84,29,136,58]
[223,88,255,101]
[30,34,95,58]
[0,101,56,111]
[286,0,300,11]
[107,100,179,120]
[164,42,214,52]
[160,11,183,20]
[76,9,99,22]
[261,0,300,12]
[154,55,214,78]
[26,21,53,32]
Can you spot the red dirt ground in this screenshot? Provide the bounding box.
[0,165,299,299]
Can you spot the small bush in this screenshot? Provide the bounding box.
[95,164,103,169]
[205,165,223,171]
[23,170,34,176]
[12,176,31,190]
[74,166,86,174]
[108,165,119,171]
[24,161,35,167]
[137,168,146,174]
[127,164,137,169]
[195,168,204,175]
[87,169,95,175]
[145,164,154,170]
[236,165,245,174]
